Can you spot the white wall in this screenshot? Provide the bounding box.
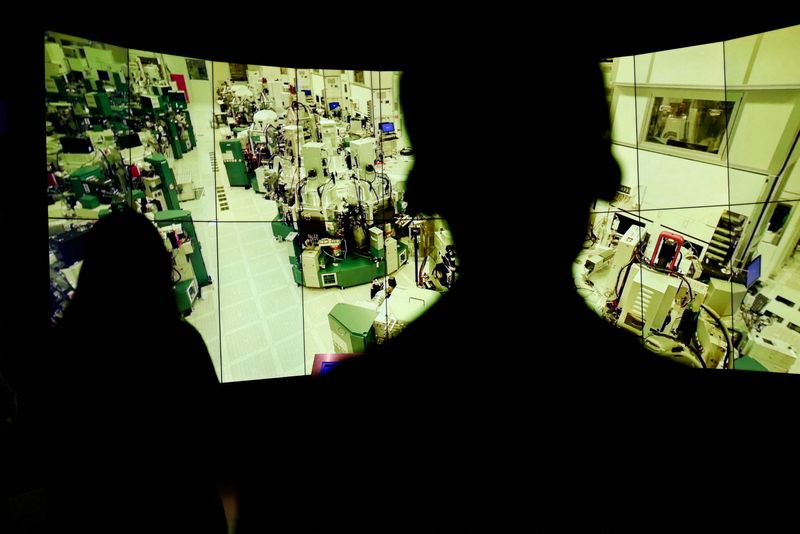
[610,144,766,241]
[164,55,212,106]
[371,71,394,90]
[129,49,213,106]
[350,84,372,115]
[610,87,647,146]
[728,92,800,174]
[213,61,231,89]
[312,73,324,96]
[649,43,726,86]
[723,34,760,86]
[610,145,639,192]
[783,157,800,200]
[747,25,800,86]
[613,25,800,87]
[259,66,284,80]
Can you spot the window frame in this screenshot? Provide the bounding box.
[638,88,743,163]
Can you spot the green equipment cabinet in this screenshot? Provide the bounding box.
[154,210,211,287]
[51,76,68,100]
[174,279,198,316]
[78,194,100,209]
[328,303,377,353]
[112,72,128,94]
[180,110,197,151]
[295,241,408,289]
[187,112,197,149]
[165,118,183,160]
[68,164,105,201]
[271,214,294,241]
[219,140,254,187]
[86,92,113,117]
[144,154,181,211]
[168,91,188,111]
[734,356,769,372]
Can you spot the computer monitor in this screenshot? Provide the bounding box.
[328,102,340,110]
[615,213,646,236]
[311,353,359,376]
[168,91,187,103]
[705,277,748,316]
[97,70,110,81]
[66,70,84,83]
[746,255,761,289]
[116,132,142,150]
[59,136,94,154]
[379,122,395,133]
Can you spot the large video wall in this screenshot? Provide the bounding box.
[46,31,457,382]
[577,25,800,373]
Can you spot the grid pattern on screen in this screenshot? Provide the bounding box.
[46,33,453,382]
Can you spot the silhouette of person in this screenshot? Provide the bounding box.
[47,208,227,532]
[229,45,685,533]
[227,29,798,532]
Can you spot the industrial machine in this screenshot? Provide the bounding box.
[220,138,256,187]
[703,278,747,317]
[260,132,414,289]
[328,285,442,353]
[320,118,338,151]
[350,137,376,177]
[143,154,181,211]
[156,219,202,314]
[154,210,211,288]
[328,303,377,353]
[740,333,797,373]
[617,263,681,335]
[49,209,209,324]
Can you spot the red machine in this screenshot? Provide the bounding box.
[650,231,684,270]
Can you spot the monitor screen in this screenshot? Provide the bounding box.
[319,361,342,375]
[615,213,646,236]
[44,33,460,386]
[311,353,358,376]
[168,91,186,103]
[380,122,395,133]
[66,70,84,83]
[59,136,94,154]
[116,132,142,150]
[97,70,110,81]
[746,255,761,288]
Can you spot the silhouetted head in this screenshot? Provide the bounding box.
[63,208,178,327]
[398,55,621,283]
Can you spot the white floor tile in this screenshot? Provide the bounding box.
[222,323,270,363]
[177,112,433,382]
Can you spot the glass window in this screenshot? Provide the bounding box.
[645,97,735,155]
[185,58,208,80]
[229,63,247,81]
